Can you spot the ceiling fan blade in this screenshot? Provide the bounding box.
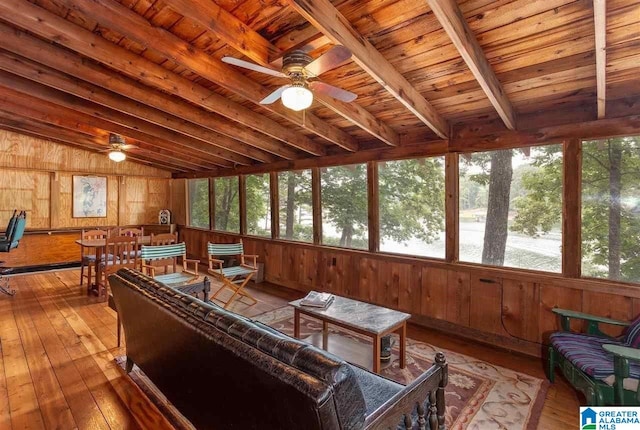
[309,81,357,103]
[260,85,291,104]
[305,45,352,77]
[222,56,286,78]
[121,144,138,150]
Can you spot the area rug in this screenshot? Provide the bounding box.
[115,307,548,430]
[255,307,548,430]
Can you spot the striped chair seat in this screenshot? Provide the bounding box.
[550,332,640,382]
[212,266,256,278]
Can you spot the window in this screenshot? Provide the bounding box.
[379,158,445,258]
[278,170,312,242]
[213,176,239,233]
[246,173,271,237]
[458,145,563,272]
[187,178,210,229]
[321,164,368,249]
[582,137,640,283]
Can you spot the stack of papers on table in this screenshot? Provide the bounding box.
[300,291,335,309]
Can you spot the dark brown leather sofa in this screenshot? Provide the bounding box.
[109,268,448,430]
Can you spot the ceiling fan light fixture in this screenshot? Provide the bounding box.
[108,149,126,162]
[281,85,313,111]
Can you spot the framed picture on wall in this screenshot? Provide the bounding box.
[72,175,108,218]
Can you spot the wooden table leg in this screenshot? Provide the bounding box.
[322,321,328,350]
[399,323,406,369]
[293,308,300,339]
[373,335,381,373]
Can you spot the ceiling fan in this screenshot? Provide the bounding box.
[101,133,137,162]
[222,46,357,111]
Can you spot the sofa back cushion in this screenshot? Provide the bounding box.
[110,268,367,430]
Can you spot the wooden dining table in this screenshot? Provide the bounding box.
[76,235,151,296]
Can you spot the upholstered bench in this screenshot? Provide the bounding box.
[548,308,640,405]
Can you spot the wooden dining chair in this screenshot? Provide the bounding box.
[98,235,139,298]
[119,227,144,258]
[148,232,179,274]
[80,229,107,288]
[120,226,144,237]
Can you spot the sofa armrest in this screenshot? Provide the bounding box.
[364,352,447,430]
[552,308,628,336]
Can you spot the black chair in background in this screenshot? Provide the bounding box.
[0,210,27,296]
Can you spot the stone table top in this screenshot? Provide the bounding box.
[289,295,411,335]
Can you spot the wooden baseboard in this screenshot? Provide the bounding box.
[410,314,545,358]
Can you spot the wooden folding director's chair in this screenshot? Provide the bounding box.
[207,240,258,309]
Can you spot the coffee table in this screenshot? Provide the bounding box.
[289,296,411,373]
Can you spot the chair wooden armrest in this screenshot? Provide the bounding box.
[141,263,156,277]
[552,308,629,335]
[208,257,224,271]
[183,259,200,276]
[242,254,258,268]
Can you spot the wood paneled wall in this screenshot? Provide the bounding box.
[182,228,640,357]
[0,129,171,230]
[0,169,50,228]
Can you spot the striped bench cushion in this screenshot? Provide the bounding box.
[209,266,256,278]
[207,242,243,256]
[550,332,640,381]
[141,243,186,260]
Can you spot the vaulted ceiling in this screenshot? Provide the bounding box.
[0,0,638,173]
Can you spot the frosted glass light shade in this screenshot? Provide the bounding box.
[108,149,126,162]
[281,86,313,111]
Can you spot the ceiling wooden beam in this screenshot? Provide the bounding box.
[0,72,232,169]
[174,139,448,179]
[0,0,326,157]
[162,0,399,147]
[60,0,357,152]
[0,96,219,172]
[0,48,274,165]
[315,95,399,146]
[594,0,607,119]
[161,0,281,65]
[0,24,300,161]
[426,0,517,130]
[287,0,449,139]
[0,113,188,172]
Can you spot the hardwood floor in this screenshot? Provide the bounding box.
[0,269,580,429]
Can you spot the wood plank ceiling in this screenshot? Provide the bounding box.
[0,0,638,173]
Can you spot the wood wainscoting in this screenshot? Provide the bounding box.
[1,231,81,267]
[181,227,640,357]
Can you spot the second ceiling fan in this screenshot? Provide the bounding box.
[222,46,357,111]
